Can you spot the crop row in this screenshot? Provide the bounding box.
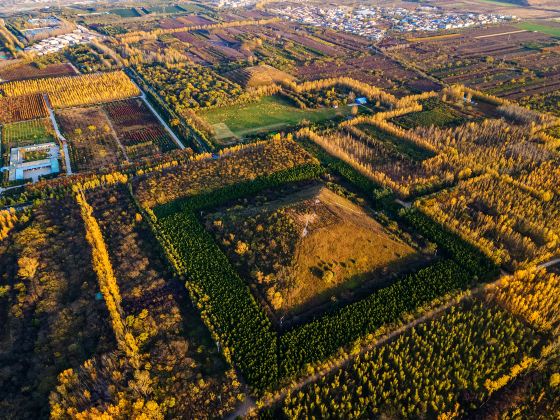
[0,71,139,108]
[0,94,49,124]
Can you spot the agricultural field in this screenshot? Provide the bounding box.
[0,71,140,108]
[296,54,440,96]
[199,95,357,143]
[0,62,76,82]
[55,97,178,169]
[110,7,142,18]
[204,181,427,317]
[55,106,125,172]
[103,98,178,160]
[0,93,48,124]
[391,97,470,129]
[394,24,560,100]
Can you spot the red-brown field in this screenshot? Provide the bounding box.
[394,25,560,99]
[296,54,441,95]
[0,93,48,124]
[0,62,76,82]
[103,98,178,160]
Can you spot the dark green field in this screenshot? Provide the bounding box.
[393,98,468,130]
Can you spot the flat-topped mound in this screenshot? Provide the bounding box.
[224,64,293,88]
[204,182,420,317]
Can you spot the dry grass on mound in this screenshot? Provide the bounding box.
[206,183,419,316]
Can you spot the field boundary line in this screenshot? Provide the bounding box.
[474,30,528,39]
[43,94,72,175]
[129,78,186,150]
[100,107,130,163]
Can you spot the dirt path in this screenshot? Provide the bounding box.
[43,94,72,175]
[100,107,130,163]
[474,30,528,39]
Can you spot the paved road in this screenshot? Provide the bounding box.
[539,258,560,269]
[0,184,24,197]
[395,198,412,208]
[43,94,72,175]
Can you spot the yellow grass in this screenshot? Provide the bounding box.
[285,187,417,312]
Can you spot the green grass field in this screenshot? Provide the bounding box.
[110,8,142,18]
[146,5,185,14]
[516,22,560,38]
[2,119,56,147]
[358,124,435,162]
[393,98,468,130]
[199,95,356,142]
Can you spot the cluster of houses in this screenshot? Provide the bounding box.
[24,25,97,56]
[269,5,514,40]
[387,6,515,32]
[212,0,259,8]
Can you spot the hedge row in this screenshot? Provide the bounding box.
[401,208,499,280]
[279,259,473,377]
[150,159,498,390]
[153,163,324,390]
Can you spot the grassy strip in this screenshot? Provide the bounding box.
[516,22,560,38]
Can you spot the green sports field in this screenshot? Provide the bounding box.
[199,95,357,143]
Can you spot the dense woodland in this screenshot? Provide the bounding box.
[0,4,559,419]
[0,198,114,418]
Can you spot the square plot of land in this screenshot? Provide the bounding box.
[203,182,426,319]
